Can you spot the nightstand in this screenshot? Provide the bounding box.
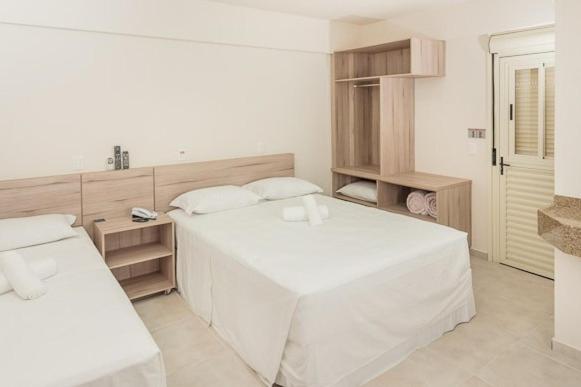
[93,212,175,301]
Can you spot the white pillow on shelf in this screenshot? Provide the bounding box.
[170,185,262,215]
[0,214,77,252]
[336,181,378,203]
[243,177,323,200]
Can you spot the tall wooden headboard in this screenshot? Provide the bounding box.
[0,174,82,226]
[154,153,294,212]
[0,153,294,235]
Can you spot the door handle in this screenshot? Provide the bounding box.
[500,156,511,175]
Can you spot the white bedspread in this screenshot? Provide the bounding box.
[0,228,166,387]
[170,195,475,387]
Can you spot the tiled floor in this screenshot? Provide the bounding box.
[134,257,581,387]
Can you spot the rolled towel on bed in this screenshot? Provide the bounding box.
[283,205,329,222]
[406,190,428,215]
[302,195,323,226]
[425,192,437,218]
[0,251,47,300]
[0,257,57,296]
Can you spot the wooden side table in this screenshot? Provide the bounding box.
[94,212,175,300]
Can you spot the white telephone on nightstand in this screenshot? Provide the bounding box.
[131,207,158,221]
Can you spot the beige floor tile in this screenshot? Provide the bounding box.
[455,376,492,387]
[477,342,581,387]
[519,317,581,372]
[134,292,193,332]
[152,316,226,375]
[425,314,518,374]
[363,348,472,387]
[167,351,264,387]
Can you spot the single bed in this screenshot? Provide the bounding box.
[169,194,475,387]
[0,227,166,387]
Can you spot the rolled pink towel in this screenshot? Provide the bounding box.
[425,192,437,218]
[406,190,428,215]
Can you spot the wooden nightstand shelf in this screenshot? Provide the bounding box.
[94,213,175,301]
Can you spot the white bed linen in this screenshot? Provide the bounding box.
[0,228,166,387]
[170,195,475,387]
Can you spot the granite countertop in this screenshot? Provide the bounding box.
[538,195,581,257]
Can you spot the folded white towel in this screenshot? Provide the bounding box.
[302,195,323,226]
[425,192,437,218]
[0,257,57,296]
[283,205,329,222]
[0,251,47,300]
[406,190,428,215]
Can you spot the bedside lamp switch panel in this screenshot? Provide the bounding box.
[468,128,486,139]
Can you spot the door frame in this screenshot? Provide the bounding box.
[488,26,554,264]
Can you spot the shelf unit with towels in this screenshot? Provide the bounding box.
[331,37,472,243]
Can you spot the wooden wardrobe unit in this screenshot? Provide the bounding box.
[331,38,472,242]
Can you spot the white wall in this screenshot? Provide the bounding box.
[0,0,332,191]
[553,0,581,353]
[331,0,554,253]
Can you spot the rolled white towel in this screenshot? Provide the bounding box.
[0,251,47,300]
[425,192,437,218]
[282,205,329,222]
[302,195,323,226]
[0,257,57,296]
[406,190,428,215]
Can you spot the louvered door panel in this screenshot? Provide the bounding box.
[505,167,554,278]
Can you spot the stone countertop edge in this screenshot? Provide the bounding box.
[538,195,581,258]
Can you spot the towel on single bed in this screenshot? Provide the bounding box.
[0,256,57,296]
[406,190,428,215]
[282,205,329,222]
[0,251,48,300]
[425,192,437,218]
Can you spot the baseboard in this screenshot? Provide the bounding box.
[470,249,488,260]
[552,338,581,361]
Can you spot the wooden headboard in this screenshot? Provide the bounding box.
[0,153,294,235]
[154,153,294,212]
[0,174,82,226]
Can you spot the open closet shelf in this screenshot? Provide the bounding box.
[331,167,469,191]
[379,203,437,223]
[331,35,471,243]
[335,74,413,83]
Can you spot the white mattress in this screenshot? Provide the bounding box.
[170,194,475,387]
[0,228,166,387]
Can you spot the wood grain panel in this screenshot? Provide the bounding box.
[410,38,446,77]
[82,168,154,238]
[0,174,82,225]
[154,154,294,212]
[380,77,415,175]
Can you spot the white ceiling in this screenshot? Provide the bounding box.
[206,0,470,24]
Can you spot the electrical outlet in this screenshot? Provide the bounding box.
[468,128,486,139]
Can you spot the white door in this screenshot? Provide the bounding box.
[497,53,555,278]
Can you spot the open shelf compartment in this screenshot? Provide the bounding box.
[377,182,436,223]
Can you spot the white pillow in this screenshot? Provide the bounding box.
[0,214,77,252]
[243,177,323,200]
[336,181,378,203]
[170,185,262,215]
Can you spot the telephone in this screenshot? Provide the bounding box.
[131,207,158,221]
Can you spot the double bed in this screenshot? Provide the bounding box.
[169,193,475,387]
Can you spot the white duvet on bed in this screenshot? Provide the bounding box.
[0,228,166,387]
[170,194,475,387]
